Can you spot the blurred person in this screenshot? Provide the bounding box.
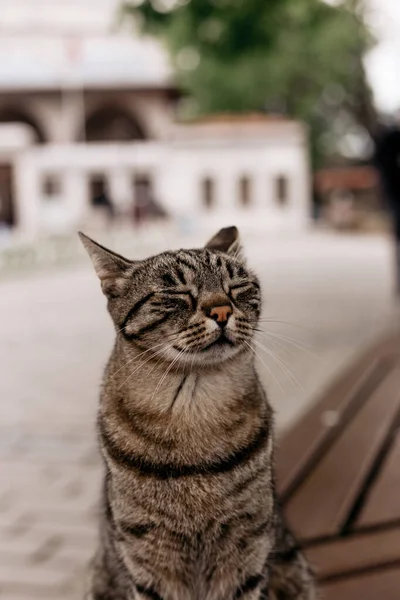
[132,177,151,228]
[374,117,400,294]
[329,189,357,231]
[132,199,146,228]
[312,184,323,221]
[92,190,116,230]
[148,195,168,220]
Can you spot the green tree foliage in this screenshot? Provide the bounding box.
[124,0,377,165]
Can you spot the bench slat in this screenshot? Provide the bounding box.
[277,354,386,499]
[305,528,400,580]
[358,432,400,528]
[284,367,400,540]
[322,569,400,600]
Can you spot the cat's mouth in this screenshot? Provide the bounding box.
[201,332,235,352]
[172,331,239,360]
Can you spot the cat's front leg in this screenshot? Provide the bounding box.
[268,514,318,600]
[268,554,318,600]
[206,569,269,600]
[231,573,269,599]
[133,585,162,600]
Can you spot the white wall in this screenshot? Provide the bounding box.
[159,138,310,232]
[12,133,310,237]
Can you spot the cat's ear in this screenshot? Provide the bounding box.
[205,226,243,258]
[79,232,133,297]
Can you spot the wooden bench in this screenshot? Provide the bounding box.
[277,336,400,600]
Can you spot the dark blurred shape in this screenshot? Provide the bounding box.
[43,174,62,197]
[276,175,289,207]
[0,107,46,143]
[374,125,400,218]
[84,104,147,142]
[0,164,15,227]
[239,176,251,208]
[91,176,115,228]
[374,124,400,293]
[201,177,215,210]
[132,174,168,227]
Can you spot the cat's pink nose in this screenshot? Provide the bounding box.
[206,304,233,327]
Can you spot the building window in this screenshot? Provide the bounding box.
[202,177,215,210]
[43,174,62,198]
[89,175,107,206]
[134,174,153,210]
[239,176,251,207]
[276,175,289,206]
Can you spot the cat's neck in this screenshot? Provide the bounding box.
[106,337,265,424]
[100,345,269,462]
[106,339,257,412]
[101,339,266,466]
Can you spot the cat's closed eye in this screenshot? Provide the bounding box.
[159,290,196,310]
[229,282,260,302]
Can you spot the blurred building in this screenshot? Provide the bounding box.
[0,0,310,239]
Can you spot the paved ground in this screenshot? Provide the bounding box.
[0,230,399,599]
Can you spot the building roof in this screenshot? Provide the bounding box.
[173,113,305,143]
[0,1,174,91]
[314,166,379,193]
[185,113,295,125]
[0,0,118,35]
[0,34,174,91]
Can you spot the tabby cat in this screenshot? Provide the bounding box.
[80,227,317,600]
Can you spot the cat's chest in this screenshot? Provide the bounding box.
[168,372,230,418]
[114,450,273,533]
[117,471,235,523]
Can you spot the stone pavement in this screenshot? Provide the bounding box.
[0,231,399,599]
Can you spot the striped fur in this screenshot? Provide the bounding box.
[80,227,317,600]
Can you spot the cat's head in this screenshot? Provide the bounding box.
[80,227,261,368]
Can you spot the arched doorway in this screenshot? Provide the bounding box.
[83,105,162,228]
[0,164,15,228]
[83,105,147,142]
[0,109,46,229]
[0,108,46,144]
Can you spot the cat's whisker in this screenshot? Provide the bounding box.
[180,329,207,343]
[151,334,206,408]
[178,324,204,337]
[117,342,177,391]
[110,331,182,379]
[258,318,311,333]
[148,338,185,381]
[150,347,188,405]
[184,337,207,406]
[236,322,262,335]
[110,341,169,379]
[189,350,197,405]
[117,349,166,391]
[232,243,242,261]
[115,323,128,335]
[242,340,285,394]
[244,317,314,354]
[251,338,305,392]
[257,333,299,360]
[257,330,318,359]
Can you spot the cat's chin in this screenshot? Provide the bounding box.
[169,342,245,368]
